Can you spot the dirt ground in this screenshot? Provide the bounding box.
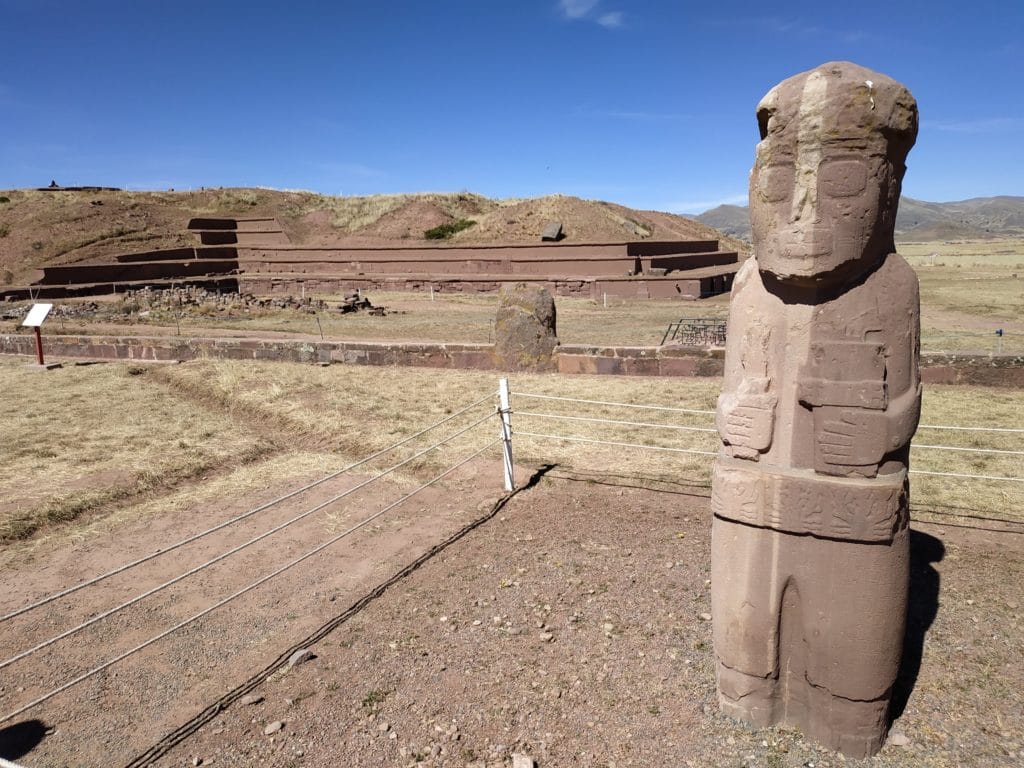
[0,459,1020,768]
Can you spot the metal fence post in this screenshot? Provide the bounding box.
[498,377,514,491]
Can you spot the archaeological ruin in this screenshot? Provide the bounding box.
[2,218,741,302]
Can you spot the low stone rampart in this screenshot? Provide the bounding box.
[2,333,1020,385]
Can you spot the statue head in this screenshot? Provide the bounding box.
[750,61,918,286]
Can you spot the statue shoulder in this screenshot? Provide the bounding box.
[732,256,762,294]
[878,251,919,291]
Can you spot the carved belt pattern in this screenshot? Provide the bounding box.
[711,460,906,542]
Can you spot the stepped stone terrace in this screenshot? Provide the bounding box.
[3,217,742,301]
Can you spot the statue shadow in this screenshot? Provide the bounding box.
[0,719,48,760]
[889,529,945,722]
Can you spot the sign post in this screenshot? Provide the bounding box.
[21,303,54,366]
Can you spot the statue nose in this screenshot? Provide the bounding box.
[790,185,821,225]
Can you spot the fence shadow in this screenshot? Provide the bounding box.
[543,468,711,499]
[913,503,1024,534]
[0,719,48,760]
[890,529,945,722]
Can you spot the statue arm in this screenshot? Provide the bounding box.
[716,261,777,458]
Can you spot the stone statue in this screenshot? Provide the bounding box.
[710,62,920,758]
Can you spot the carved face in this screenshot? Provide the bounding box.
[748,65,910,285]
[750,140,896,283]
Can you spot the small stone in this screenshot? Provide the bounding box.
[377,721,391,732]
[539,632,554,642]
[192,758,203,767]
[240,694,264,706]
[665,562,674,569]
[473,620,482,626]
[264,721,284,736]
[699,613,712,622]
[889,732,910,746]
[512,754,536,768]
[288,648,314,668]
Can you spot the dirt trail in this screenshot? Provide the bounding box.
[0,459,505,766]
[1,465,1020,767]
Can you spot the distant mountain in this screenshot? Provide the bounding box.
[694,204,752,242]
[693,196,1024,242]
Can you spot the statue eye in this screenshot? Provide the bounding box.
[758,163,794,203]
[819,160,868,198]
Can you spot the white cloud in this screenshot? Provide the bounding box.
[930,117,1024,134]
[315,161,386,179]
[587,108,692,122]
[557,0,623,28]
[558,0,598,19]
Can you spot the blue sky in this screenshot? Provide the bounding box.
[1,0,1021,212]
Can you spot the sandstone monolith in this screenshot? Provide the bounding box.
[494,283,558,371]
[710,61,921,758]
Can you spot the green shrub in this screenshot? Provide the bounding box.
[0,225,8,238]
[0,196,10,204]
[424,219,476,240]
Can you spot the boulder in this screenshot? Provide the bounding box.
[493,283,558,371]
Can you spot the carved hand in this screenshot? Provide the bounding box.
[816,408,886,468]
[717,377,776,455]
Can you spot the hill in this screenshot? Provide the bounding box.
[694,195,1024,243]
[0,188,746,287]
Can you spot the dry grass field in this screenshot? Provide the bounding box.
[1,233,1022,766]
[0,356,1021,766]
[901,238,1024,353]
[27,237,1021,354]
[2,357,1020,552]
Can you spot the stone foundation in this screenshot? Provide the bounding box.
[2,333,1019,384]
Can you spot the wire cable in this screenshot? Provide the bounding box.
[910,469,1024,483]
[0,390,496,625]
[515,430,718,456]
[0,438,501,726]
[514,391,715,415]
[911,443,1024,456]
[0,411,496,672]
[918,424,1024,434]
[515,410,718,434]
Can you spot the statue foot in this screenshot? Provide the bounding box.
[716,661,777,728]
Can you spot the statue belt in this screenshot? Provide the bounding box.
[711,459,906,543]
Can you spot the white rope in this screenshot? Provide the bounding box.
[514,392,715,415]
[515,430,718,457]
[0,411,496,672]
[0,438,501,726]
[0,390,497,625]
[911,443,1024,456]
[910,469,1024,483]
[918,424,1024,434]
[515,411,718,434]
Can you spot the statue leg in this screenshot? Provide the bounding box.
[792,525,910,758]
[711,516,785,726]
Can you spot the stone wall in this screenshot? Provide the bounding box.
[1,333,1020,385]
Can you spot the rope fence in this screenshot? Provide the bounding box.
[0,390,506,725]
[0,391,497,626]
[2,378,1020,735]
[509,389,1024,485]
